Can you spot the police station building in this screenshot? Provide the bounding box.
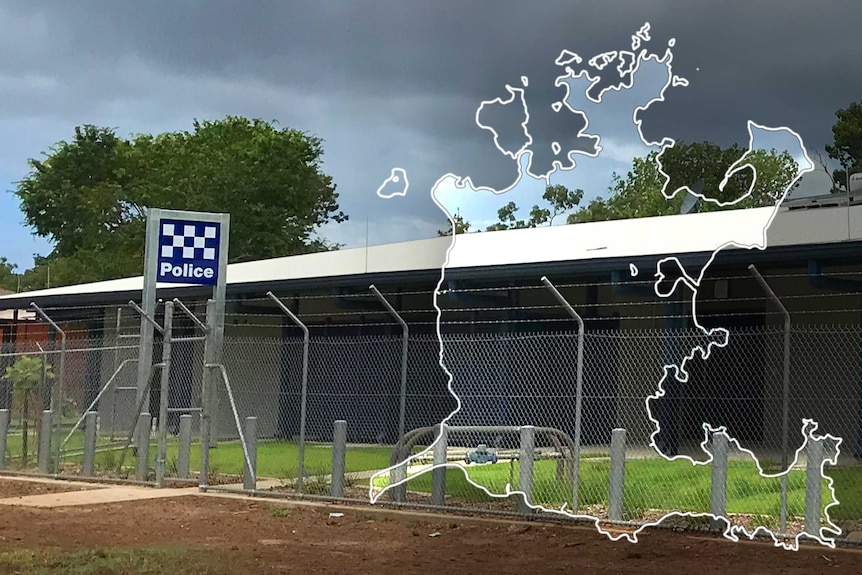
[1,195,862,463]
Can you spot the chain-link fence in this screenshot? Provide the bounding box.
[1,310,860,540]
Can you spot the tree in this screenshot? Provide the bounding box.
[567,141,799,224]
[0,258,17,292]
[433,144,797,233]
[437,211,472,236]
[484,185,584,231]
[438,185,584,235]
[825,101,862,188]
[14,117,348,286]
[3,356,53,465]
[537,184,584,225]
[485,201,526,231]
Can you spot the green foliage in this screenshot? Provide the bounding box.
[825,100,862,187]
[98,448,118,473]
[3,356,52,414]
[483,185,585,231]
[567,141,800,224]
[448,142,798,233]
[3,356,53,465]
[270,506,292,518]
[437,211,472,236]
[538,184,584,225]
[12,117,347,287]
[485,201,525,231]
[0,257,17,292]
[373,457,840,524]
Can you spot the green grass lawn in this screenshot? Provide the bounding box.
[373,458,858,521]
[39,433,862,524]
[4,429,118,466]
[80,440,393,480]
[173,441,393,479]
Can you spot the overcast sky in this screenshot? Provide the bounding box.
[1,0,860,269]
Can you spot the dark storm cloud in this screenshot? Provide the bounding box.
[1,0,861,246]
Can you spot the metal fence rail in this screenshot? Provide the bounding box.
[0,317,860,541]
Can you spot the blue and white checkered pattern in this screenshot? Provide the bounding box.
[159,222,218,261]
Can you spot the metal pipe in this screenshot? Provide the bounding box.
[156,301,174,487]
[199,300,215,491]
[391,424,578,492]
[172,298,209,333]
[62,358,138,449]
[266,291,310,494]
[115,375,155,475]
[126,299,165,457]
[30,303,66,475]
[207,363,255,486]
[169,336,207,343]
[111,308,122,442]
[369,285,409,442]
[748,264,790,533]
[34,342,47,412]
[540,277,585,511]
[128,301,164,334]
[167,407,202,413]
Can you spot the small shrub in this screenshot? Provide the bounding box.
[2,356,53,466]
[270,507,291,518]
[99,449,117,474]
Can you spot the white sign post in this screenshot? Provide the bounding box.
[136,208,230,469]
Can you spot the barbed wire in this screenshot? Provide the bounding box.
[3,319,857,352]
[222,307,862,329]
[24,287,862,326]
[19,271,862,315]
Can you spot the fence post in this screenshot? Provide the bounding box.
[748,265,790,532]
[243,416,257,491]
[390,454,408,503]
[431,423,448,507]
[609,428,626,521]
[0,409,8,470]
[30,304,67,476]
[156,301,174,488]
[177,414,192,479]
[805,438,824,537]
[265,293,309,495]
[38,410,52,473]
[199,300,215,490]
[82,411,98,476]
[710,432,728,530]
[518,425,535,515]
[135,413,151,481]
[369,285,408,442]
[540,277,584,512]
[331,420,347,498]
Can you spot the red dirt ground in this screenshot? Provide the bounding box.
[0,478,91,499]
[0,483,857,574]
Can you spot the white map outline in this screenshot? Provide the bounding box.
[376,168,410,199]
[370,22,841,552]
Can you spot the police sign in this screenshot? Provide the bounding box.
[157,219,221,285]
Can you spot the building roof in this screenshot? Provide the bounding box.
[1,199,860,309]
